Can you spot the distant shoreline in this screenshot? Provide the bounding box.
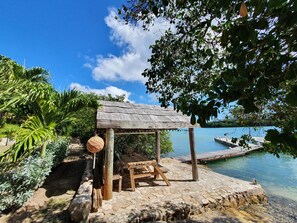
[205,120,274,128]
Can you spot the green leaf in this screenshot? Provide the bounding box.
[268,0,287,9]
[285,64,297,80]
[205,49,212,56]
[162,0,169,6]
[253,0,265,17]
[205,58,213,69]
[237,25,250,42]
[265,129,280,143]
[152,6,158,16]
[221,71,234,83]
[255,18,268,29]
[221,30,228,46]
[285,91,297,106]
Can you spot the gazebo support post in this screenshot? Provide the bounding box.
[104,128,114,200]
[155,130,161,164]
[189,128,198,181]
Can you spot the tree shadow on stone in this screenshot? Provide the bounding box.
[127,201,244,223]
[6,198,72,223]
[127,201,195,223]
[43,159,85,197]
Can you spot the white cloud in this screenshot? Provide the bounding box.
[70,83,131,102]
[87,9,171,83]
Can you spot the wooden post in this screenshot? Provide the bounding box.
[155,130,161,164]
[92,150,104,211]
[104,128,114,200]
[189,128,198,181]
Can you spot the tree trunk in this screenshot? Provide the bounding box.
[41,141,48,158]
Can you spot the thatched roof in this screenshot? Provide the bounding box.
[96,100,199,131]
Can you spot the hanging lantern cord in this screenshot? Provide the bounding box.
[93,153,96,169]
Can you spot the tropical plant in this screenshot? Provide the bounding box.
[0,138,68,212]
[0,55,98,162]
[0,124,19,146]
[1,90,98,162]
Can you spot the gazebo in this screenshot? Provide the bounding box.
[96,100,200,200]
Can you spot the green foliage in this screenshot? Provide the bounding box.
[0,138,68,212]
[69,106,96,145]
[0,124,19,146]
[206,105,274,127]
[265,129,297,158]
[231,134,255,149]
[46,138,69,167]
[67,94,127,145]
[120,0,297,157]
[114,131,173,159]
[0,55,98,162]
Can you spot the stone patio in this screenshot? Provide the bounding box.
[89,158,267,223]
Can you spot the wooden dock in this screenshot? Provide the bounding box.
[178,137,263,163]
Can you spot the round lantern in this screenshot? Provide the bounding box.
[87,135,104,153]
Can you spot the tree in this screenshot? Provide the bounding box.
[0,55,51,123]
[114,131,173,159]
[0,55,98,162]
[226,104,273,127]
[1,89,98,162]
[69,94,127,145]
[120,0,297,157]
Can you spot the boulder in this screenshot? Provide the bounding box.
[69,195,92,222]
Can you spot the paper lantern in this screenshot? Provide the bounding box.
[87,136,104,153]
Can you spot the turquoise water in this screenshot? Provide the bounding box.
[168,127,297,202]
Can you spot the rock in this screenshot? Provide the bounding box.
[81,160,93,182]
[77,181,93,196]
[222,197,231,207]
[258,194,268,203]
[69,195,92,222]
[91,215,107,223]
[237,194,246,206]
[250,195,260,204]
[201,199,209,206]
[229,196,238,208]
[70,137,81,144]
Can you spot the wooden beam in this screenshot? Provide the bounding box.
[189,128,198,181]
[115,132,155,135]
[104,128,114,200]
[155,130,161,164]
[96,119,198,130]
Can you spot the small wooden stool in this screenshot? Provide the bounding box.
[112,174,122,192]
[103,166,122,193]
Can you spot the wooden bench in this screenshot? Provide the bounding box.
[120,153,170,191]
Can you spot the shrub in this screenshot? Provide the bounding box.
[0,138,69,213]
[114,131,173,159]
[47,138,69,168]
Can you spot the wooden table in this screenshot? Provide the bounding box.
[120,153,171,191]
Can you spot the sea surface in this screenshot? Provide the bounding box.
[167,126,297,204]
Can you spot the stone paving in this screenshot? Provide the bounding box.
[89,158,266,223]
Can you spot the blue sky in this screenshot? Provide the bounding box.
[1,0,170,104]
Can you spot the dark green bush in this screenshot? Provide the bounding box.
[0,138,69,212]
[114,131,173,159]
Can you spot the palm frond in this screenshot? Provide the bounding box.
[24,67,49,83]
[0,116,57,162]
